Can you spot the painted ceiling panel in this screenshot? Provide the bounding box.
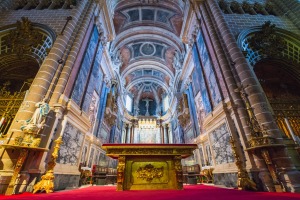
[112,1,185,106]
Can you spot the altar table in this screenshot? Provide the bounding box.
[102,144,197,191]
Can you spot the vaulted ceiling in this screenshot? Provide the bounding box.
[111,0,186,106]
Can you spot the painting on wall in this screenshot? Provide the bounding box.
[173,125,185,144]
[88,148,95,168]
[197,32,222,107]
[99,153,108,167]
[205,144,213,166]
[71,26,99,106]
[94,150,100,166]
[113,127,122,143]
[87,91,99,131]
[57,122,84,165]
[192,45,212,114]
[194,92,206,134]
[82,43,104,113]
[80,145,88,165]
[191,68,201,96]
[99,127,109,143]
[185,128,194,143]
[198,147,205,167]
[210,123,234,165]
[171,118,178,131]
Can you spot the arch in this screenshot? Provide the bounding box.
[253,58,300,144]
[237,25,300,66]
[0,19,56,137]
[0,21,56,63]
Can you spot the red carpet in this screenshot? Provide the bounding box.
[1,184,300,200]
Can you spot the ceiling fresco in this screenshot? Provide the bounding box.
[111,0,185,107]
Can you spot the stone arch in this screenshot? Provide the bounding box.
[237,24,300,67]
[0,18,56,92]
[0,18,56,137]
[237,24,300,144]
[253,59,300,143]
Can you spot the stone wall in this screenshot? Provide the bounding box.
[213,172,237,188]
[223,14,300,37]
[54,174,80,191]
[0,9,72,34]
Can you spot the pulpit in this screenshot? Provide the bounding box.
[102,144,197,191]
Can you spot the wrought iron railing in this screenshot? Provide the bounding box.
[0,83,26,137]
[270,99,300,144]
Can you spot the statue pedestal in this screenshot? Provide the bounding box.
[102,144,197,191]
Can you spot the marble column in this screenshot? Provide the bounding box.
[130,124,134,143]
[164,125,169,144]
[167,124,173,144]
[160,124,166,144]
[127,125,131,144]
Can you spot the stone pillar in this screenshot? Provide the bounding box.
[124,124,127,143]
[121,123,127,143]
[0,2,92,195]
[160,125,164,143]
[49,1,96,105]
[126,125,131,144]
[130,124,134,143]
[3,1,91,144]
[205,0,300,192]
[164,125,169,144]
[167,124,173,144]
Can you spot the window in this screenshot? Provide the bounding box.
[163,95,169,112]
[126,94,133,112]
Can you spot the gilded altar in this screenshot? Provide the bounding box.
[102,144,197,191]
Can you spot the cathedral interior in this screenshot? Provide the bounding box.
[0,0,300,195]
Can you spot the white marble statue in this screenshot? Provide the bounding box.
[21,98,50,132]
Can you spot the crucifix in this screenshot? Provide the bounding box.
[142,98,153,116]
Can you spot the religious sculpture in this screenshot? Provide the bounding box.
[111,49,123,72]
[19,98,50,147]
[142,98,153,116]
[21,98,50,130]
[173,50,183,71]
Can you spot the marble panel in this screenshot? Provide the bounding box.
[213,173,237,188]
[57,122,84,165]
[54,174,80,191]
[210,123,234,165]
